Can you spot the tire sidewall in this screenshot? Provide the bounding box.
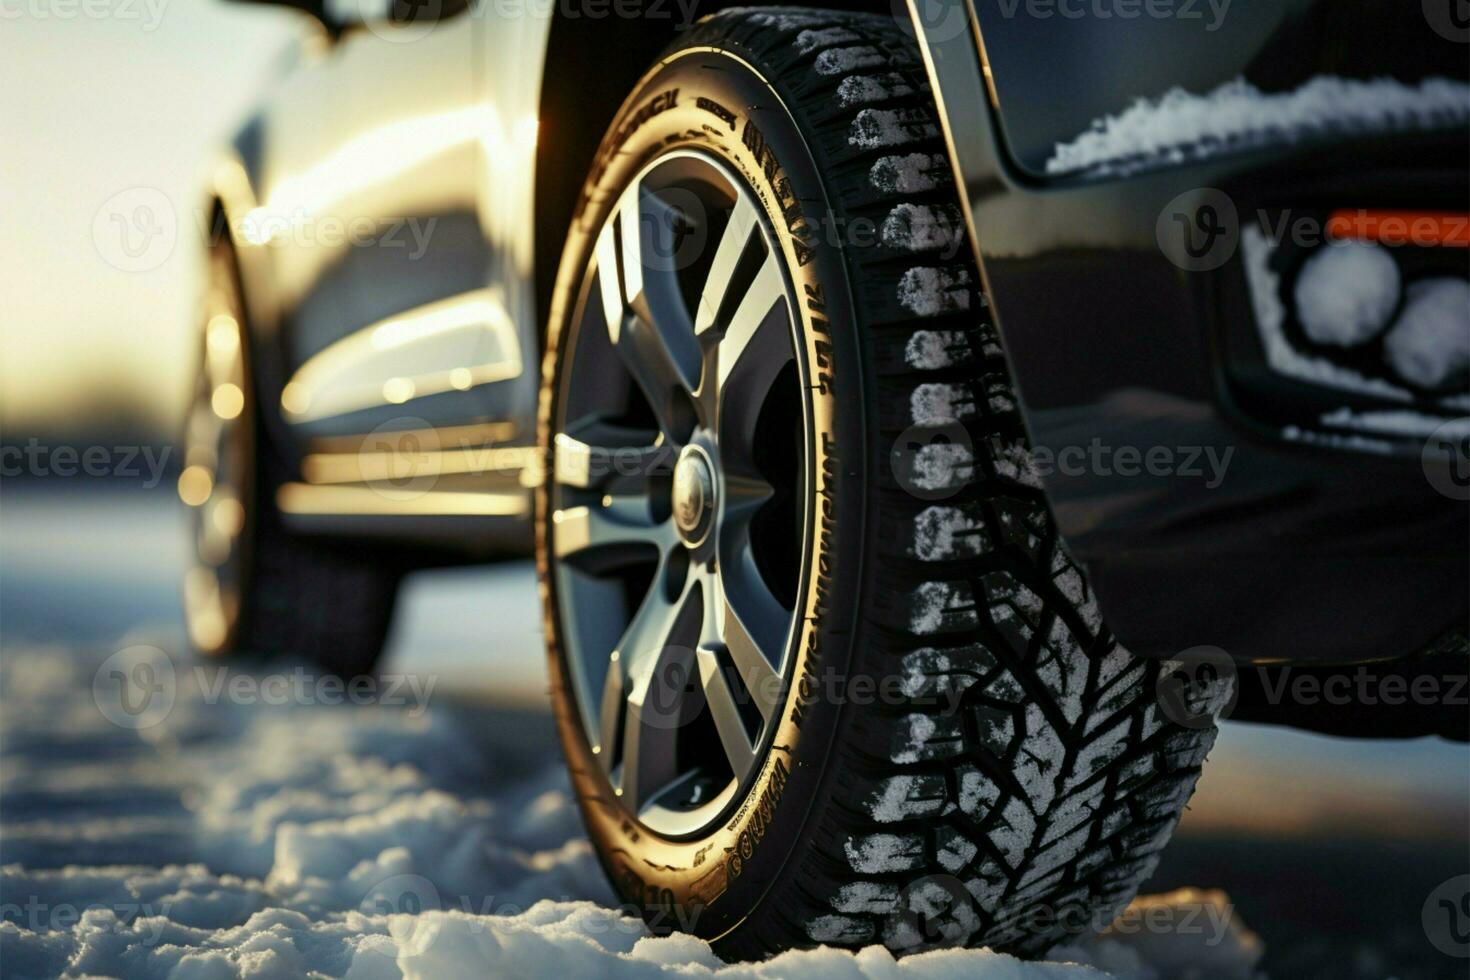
[536,48,869,941]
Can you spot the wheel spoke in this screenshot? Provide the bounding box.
[620,641,697,813]
[711,251,793,458]
[710,556,785,723]
[696,644,759,781]
[595,184,701,438]
[722,472,775,519]
[596,646,629,774]
[695,194,762,337]
[553,422,678,568]
[600,578,700,812]
[596,580,679,767]
[552,499,676,565]
[717,250,788,392]
[614,314,698,441]
[553,426,674,492]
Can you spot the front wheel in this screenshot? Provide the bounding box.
[537,8,1224,959]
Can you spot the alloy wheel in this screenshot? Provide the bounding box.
[548,150,809,837]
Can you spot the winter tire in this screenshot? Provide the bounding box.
[537,7,1225,959]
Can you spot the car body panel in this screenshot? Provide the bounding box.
[969,2,1470,178]
[208,0,1468,665]
[213,8,548,448]
[208,5,555,545]
[907,0,1469,665]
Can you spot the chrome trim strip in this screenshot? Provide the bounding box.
[275,482,530,517]
[305,419,518,455]
[301,445,540,486]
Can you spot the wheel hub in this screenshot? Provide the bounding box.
[672,445,716,547]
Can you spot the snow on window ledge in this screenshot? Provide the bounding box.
[1047,76,1470,177]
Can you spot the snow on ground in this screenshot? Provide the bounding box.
[0,635,1266,979]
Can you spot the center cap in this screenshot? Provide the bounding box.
[672,446,716,546]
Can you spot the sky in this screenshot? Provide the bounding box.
[0,0,305,438]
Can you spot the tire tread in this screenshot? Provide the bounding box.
[678,8,1225,959]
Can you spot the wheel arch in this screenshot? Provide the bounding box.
[530,0,901,343]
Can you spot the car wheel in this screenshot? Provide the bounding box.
[180,237,401,677]
[537,7,1226,959]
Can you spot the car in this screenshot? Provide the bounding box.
[183,0,1470,958]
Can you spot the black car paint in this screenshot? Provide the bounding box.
[211,0,1468,680]
[914,0,1468,667]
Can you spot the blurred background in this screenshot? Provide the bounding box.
[1,4,1466,978]
[1,0,304,446]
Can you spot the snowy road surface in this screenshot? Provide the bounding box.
[0,638,1263,979]
[2,484,1465,978]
